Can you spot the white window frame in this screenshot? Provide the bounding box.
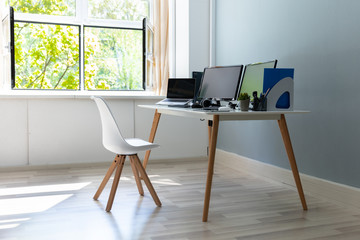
[5,0,153,91]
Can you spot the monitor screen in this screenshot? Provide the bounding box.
[192,71,203,100]
[238,60,278,98]
[198,65,243,100]
[167,78,195,98]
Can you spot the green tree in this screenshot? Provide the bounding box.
[11,0,75,15]
[12,0,79,89]
[84,27,143,90]
[15,23,80,89]
[88,0,148,21]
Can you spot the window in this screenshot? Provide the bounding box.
[4,0,152,91]
[84,25,144,90]
[14,22,80,89]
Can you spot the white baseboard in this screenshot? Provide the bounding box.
[215,149,360,210]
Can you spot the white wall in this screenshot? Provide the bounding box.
[0,96,207,167]
[175,0,190,77]
[189,0,210,73]
[0,0,212,167]
[0,99,28,166]
[175,0,211,77]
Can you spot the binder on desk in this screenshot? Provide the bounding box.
[263,68,294,111]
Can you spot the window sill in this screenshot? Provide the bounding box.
[0,90,164,100]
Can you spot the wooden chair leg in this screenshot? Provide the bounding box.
[106,155,126,212]
[130,156,144,196]
[93,155,120,200]
[132,154,161,207]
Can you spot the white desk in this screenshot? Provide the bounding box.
[139,105,309,222]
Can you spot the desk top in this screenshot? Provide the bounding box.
[138,105,309,121]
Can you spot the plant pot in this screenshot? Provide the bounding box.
[239,99,250,111]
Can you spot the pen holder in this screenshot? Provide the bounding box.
[259,97,267,111]
[251,97,267,111]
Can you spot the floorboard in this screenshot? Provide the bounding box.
[0,158,359,240]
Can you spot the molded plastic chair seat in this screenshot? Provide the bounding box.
[91,96,161,212]
[105,138,159,155]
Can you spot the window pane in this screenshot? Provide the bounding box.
[88,0,149,21]
[10,0,75,16]
[14,22,80,89]
[84,27,143,90]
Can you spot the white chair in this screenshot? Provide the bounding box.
[91,96,161,212]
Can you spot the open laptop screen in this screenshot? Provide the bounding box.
[167,78,195,99]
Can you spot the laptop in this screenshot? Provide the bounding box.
[156,78,196,107]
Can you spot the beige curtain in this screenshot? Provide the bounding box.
[153,0,169,96]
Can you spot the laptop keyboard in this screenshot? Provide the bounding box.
[163,99,189,102]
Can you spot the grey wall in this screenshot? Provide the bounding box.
[215,0,360,188]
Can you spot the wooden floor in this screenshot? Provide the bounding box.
[0,158,360,240]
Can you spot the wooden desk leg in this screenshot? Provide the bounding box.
[278,114,308,210]
[208,120,213,152]
[203,115,219,222]
[143,110,161,169]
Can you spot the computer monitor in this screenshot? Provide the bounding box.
[197,65,243,101]
[238,60,278,98]
[192,71,203,101]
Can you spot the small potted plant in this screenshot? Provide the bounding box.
[238,92,250,111]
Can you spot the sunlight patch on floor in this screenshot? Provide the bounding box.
[0,218,31,224]
[0,182,91,197]
[0,194,73,216]
[0,223,20,230]
[152,179,182,186]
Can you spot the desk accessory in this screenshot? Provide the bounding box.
[251,91,267,111]
[263,68,294,111]
[227,102,237,109]
[218,106,231,111]
[237,92,250,111]
[202,98,219,108]
[190,101,202,108]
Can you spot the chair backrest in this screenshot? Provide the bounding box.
[92,96,131,153]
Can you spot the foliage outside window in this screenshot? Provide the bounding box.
[15,22,80,89]
[84,27,143,90]
[8,0,151,90]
